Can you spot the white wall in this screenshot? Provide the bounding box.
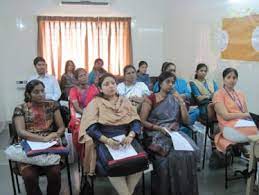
[1,0,259,124]
[164,0,259,113]
[0,0,169,123]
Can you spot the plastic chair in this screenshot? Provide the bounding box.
[8,122,73,195]
[191,96,218,169]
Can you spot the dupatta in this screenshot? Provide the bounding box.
[78,96,140,174]
[191,79,215,96]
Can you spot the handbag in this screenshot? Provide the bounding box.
[96,139,149,177]
[4,144,61,166]
[143,131,172,157]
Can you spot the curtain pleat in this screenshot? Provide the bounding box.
[37,16,132,79]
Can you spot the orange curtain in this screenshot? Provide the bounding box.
[37,16,132,79]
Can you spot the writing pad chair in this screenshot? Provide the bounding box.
[223,142,251,189]
[246,135,259,195]
[226,113,259,190]
[215,114,256,189]
[192,95,218,169]
[181,123,198,144]
[8,122,73,195]
[219,114,259,189]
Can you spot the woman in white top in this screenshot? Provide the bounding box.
[117,65,150,109]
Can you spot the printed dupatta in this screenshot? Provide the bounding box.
[192,79,215,96]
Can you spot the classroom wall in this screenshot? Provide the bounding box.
[1,0,259,127]
[163,0,259,113]
[0,0,169,125]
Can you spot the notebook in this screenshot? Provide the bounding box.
[21,140,69,157]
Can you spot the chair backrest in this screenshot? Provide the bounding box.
[8,121,18,144]
[59,105,70,128]
[150,76,158,87]
[207,103,217,122]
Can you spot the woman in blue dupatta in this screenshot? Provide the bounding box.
[88,58,107,85]
[190,63,218,117]
[136,61,151,88]
[140,71,199,195]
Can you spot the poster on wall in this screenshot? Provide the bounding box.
[221,14,259,61]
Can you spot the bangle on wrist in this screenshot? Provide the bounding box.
[106,139,111,145]
[128,134,135,138]
[103,137,109,144]
[128,132,135,138]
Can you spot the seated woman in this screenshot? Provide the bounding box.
[190,63,218,117]
[153,62,191,99]
[60,60,78,100]
[13,79,65,195]
[153,62,200,135]
[213,68,258,153]
[69,68,99,155]
[140,71,199,195]
[88,58,107,85]
[79,73,143,195]
[136,61,151,88]
[117,65,150,110]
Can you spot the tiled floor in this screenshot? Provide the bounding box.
[0,129,254,195]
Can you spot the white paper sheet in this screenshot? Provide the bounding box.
[75,112,82,119]
[106,135,137,160]
[26,140,58,150]
[234,119,256,128]
[164,128,194,151]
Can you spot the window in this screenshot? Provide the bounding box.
[38,16,132,79]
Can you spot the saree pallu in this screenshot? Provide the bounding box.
[145,94,199,195]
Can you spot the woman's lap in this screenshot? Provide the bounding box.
[151,147,198,195]
[223,127,249,143]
